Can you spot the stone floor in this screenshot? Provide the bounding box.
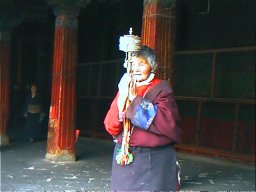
[1,137,255,191]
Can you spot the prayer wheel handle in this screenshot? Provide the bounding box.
[119,28,141,105]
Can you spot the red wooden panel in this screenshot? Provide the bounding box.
[200,118,234,151]
[236,121,255,154]
[180,116,197,144]
[0,41,10,135]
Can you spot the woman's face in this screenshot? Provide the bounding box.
[31,85,37,94]
[131,56,152,82]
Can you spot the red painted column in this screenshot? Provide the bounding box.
[0,29,11,145]
[46,7,79,162]
[141,0,176,83]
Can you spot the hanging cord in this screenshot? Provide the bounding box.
[116,53,136,166]
[116,28,140,165]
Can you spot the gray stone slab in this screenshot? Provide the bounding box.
[1,137,255,191]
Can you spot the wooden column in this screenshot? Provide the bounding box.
[0,29,11,145]
[141,0,176,83]
[46,7,79,162]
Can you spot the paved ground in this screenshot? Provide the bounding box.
[1,137,255,191]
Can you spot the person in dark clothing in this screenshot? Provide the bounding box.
[104,46,181,191]
[23,84,45,142]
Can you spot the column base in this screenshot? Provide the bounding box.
[0,134,10,145]
[45,150,76,163]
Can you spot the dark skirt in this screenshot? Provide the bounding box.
[25,113,41,139]
[110,143,178,191]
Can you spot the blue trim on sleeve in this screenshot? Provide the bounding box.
[131,99,157,130]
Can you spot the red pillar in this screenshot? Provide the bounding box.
[46,7,79,162]
[141,0,176,83]
[0,29,11,145]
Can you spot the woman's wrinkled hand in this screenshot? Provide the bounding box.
[128,77,136,101]
[117,73,137,113]
[118,73,131,94]
[117,73,130,113]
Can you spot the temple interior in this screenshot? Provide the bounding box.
[0,0,255,190]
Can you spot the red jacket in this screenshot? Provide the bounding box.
[104,78,181,148]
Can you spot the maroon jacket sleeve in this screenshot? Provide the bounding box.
[126,81,181,143]
[104,92,123,136]
[149,90,181,143]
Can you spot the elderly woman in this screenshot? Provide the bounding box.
[104,46,181,191]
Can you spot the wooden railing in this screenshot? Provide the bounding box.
[174,46,256,162]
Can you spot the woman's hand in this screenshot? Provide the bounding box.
[118,73,130,97]
[117,73,137,112]
[128,77,136,101]
[117,73,130,112]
